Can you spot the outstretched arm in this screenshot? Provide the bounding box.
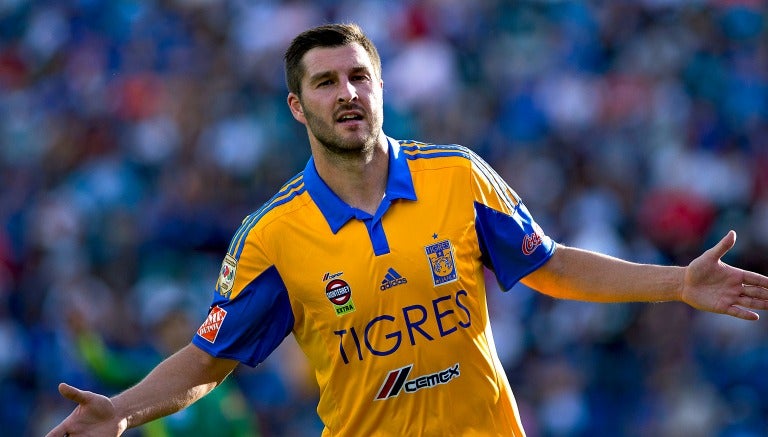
[522,231,768,320]
[45,343,238,437]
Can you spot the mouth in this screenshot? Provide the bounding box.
[335,109,365,124]
[337,114,363,122]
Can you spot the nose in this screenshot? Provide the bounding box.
[337,80,358,103]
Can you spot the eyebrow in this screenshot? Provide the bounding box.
[307,65,371,85]
[308,70,335,85]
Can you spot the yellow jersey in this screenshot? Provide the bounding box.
[193,137,555,436]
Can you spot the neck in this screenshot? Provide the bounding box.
[312,133,388,215]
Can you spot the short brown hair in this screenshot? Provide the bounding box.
[284,23,381,96]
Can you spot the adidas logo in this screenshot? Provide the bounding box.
[380,268,408,290]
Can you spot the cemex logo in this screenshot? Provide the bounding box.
[380,268,407,290]
[374,363,460,401]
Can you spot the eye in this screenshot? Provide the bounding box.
[317,79,333,87]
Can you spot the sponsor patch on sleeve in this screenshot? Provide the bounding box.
[197,305,227,343]
[521,223,545,255]
[216,255,238,298]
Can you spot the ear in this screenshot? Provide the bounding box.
[287,93,307,125]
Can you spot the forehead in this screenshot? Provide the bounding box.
[301,43,375,79]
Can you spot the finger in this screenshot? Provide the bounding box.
[724,304,759,321]
[708,230,737,261]
[742,283,768,298]
[59,382,89,404]
[737,286,768,308]
[743,270,768,289]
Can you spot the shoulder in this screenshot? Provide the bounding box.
[227,172,312,249]
[252,171,312,223]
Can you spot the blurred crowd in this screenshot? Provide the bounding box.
[1,0,767,436]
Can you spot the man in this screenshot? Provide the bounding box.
[47,23,768,437]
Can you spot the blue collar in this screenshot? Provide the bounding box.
[302,137,417,234]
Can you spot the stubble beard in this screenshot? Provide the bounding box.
[304,104,382,160]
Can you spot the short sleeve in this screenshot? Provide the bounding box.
[192,223,294,367]
[192,267,294,366]
[470,153,556,290]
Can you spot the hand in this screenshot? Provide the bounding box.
[682,230,768,320]
[45,383,128,437]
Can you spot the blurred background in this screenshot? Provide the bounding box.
[1,0,767,436]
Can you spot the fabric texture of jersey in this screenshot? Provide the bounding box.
[193,137,556,436]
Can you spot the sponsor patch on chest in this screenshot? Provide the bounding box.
[375,363,461,400]
[325,277,356,316]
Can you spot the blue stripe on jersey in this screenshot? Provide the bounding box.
[226,173,305,259]
[403,150,470,160]
[400,142,471,159]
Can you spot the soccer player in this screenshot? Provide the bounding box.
[47,23,768,437]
